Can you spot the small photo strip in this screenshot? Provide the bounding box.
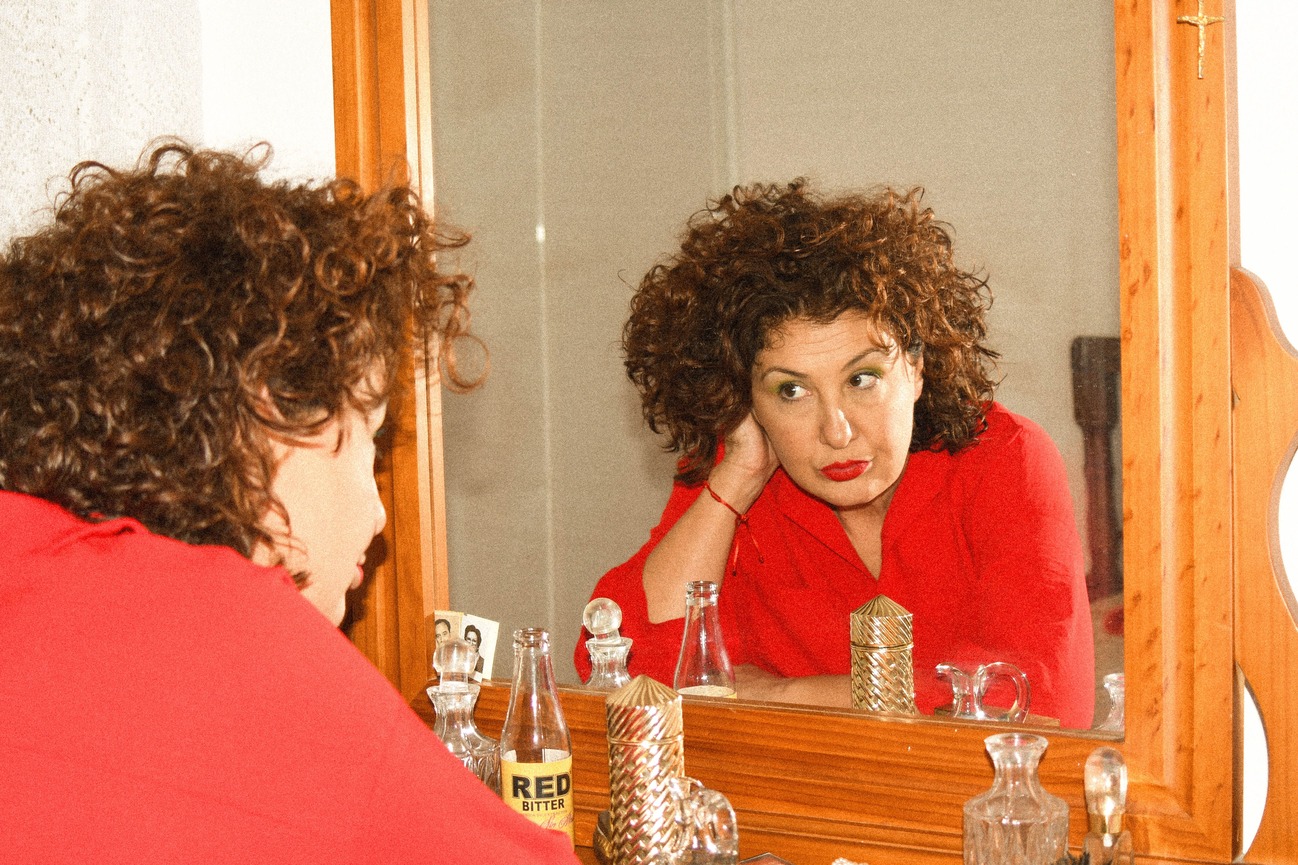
[427,610,463,676]
[459,613,500,681]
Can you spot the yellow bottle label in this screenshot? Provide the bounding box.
[500,752,574,845]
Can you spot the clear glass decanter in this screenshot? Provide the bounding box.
[425,637,500,794]
[1097,672,1125,733]
[583,597,632,691]
[962,732,1069,865]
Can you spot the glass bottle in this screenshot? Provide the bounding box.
[674,580,736,698]
[500,627,574,846]
[962,732,1069,865]
[1082,747,1135,865]
[425,638,500,793]
[1098,672,1125,733]
[583,597,632,691]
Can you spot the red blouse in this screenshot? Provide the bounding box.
[0,491,578,864]
[575,403,1095,729]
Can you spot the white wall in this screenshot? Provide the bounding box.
[197,0,335,179]
[1236,1,1295,855]
[0,0,333,243]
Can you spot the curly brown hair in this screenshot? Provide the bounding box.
[624,179,998,484]
[0,140,480,574]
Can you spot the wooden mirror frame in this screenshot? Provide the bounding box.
[329,1,1298,861]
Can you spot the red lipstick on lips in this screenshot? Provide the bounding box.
[820,460,867,482]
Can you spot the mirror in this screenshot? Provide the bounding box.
[429,0,1122,726]
[339,1,1243,858]
[426,1,1123,724]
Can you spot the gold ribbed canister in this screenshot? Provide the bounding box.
[605,675,686,865]
[850,594,918,714]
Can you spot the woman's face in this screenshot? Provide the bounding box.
[254,400,389,626]
[750,311,923,517]
[465,629,481,650]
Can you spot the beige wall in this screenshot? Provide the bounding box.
[431,1,1119,683]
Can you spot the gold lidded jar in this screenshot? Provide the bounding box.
[850,594,918,714]
[605,675,686,865]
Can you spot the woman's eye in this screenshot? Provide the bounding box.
[776,382,806,400]
[848,371,880,389]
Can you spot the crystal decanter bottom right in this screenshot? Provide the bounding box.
[963,732,1069,865]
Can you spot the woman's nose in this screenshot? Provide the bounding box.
[818,404,853,449]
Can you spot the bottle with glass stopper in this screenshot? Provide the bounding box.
[425,638,500,794]
[500,627,575,846]
[1082,747,1134,865]
[674,580,736,698]
[583,597,632,691]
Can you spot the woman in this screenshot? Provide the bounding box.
[0,142,577,863]
[576,180,1094,728]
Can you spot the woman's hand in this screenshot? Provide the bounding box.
[733,665,853,707]
[641,414,778,624]
[708,413,779,514]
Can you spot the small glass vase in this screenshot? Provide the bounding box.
[1098,672,1125,733]
[963,732,1069,865]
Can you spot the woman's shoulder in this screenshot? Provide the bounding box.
[969,402,1060,458]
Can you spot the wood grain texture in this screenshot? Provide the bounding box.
[332,0,445,702]
[1230,269,1298,864]
[419,682,1238,865]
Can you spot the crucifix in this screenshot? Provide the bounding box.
[1176,0,1226,79]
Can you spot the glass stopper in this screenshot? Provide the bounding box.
[433,637,478,692]
[1084,746,1128,835]
[583,597,623,641]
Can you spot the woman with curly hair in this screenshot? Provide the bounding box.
[0,142,576,863]
[576,180,1094,728]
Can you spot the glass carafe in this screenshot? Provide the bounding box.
[673,580,735,698]
[426,638,500,793]
[962,732,1069,865]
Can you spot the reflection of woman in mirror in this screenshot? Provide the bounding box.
[0,141,577,861]
[575,180,1094,728]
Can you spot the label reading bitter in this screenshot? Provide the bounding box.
[500,750,574,844]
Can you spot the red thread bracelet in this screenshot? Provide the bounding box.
[703,481,746,522]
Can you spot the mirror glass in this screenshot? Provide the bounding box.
[429,0,1121,728]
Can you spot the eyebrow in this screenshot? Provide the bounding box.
[756,346,892,381]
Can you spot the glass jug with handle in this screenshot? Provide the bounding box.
[646,776,740,865]
[936,661,1031,722]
